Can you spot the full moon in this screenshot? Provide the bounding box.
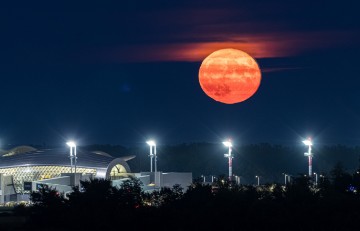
[199,48,261,104]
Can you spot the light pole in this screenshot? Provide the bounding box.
[283,173,288,185]
[303,138,313,176]
[314,172,318,186]
[146,140,156,172]
[223,140,233,180]
[255,175,260,186]
[235,175,241,185]
[66,141,77,174]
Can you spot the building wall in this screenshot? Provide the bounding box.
[0,166,96,193]
[161,172,192,190]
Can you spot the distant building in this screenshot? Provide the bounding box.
[0,146,192,203]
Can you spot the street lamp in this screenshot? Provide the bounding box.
[314,172,318,186]
[201,175,206,183]
[303,138,313,176]
[146,140,157,173]
[282,173,288,185]
[235,175,241,185]
[255,175,260,186]
[66,141,77,174]
[223,140,233,180]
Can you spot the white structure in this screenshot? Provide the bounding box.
[223,140,233,180]
[303,138,313,176]
[131,172,192,192]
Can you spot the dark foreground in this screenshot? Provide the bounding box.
[4,167,360,231]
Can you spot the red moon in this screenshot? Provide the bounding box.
[199,48,261,104]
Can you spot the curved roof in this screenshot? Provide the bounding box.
[2,146,37,157]
[0,147,135,170]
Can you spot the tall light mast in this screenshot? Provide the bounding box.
[223,140,233,180]
[303,138,313,176]
[66,141,77,174]
[146,140,156,172]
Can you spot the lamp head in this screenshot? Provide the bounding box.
[222,141,232,147]
[302,138,312,146]
[146,140,156,146]
[66,141,76,147]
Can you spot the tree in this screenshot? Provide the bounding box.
[330,162,352,193]
[29,185,67,225]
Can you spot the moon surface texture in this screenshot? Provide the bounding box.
[199,48,261,104]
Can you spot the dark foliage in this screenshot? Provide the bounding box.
[22,163,360,230]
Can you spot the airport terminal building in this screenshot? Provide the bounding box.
[0,146,192,203]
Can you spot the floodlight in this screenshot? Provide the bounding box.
[223,139,234,179]
[66,141,77,174]
[222,141,232,147]
[66,141,76,147]
[146,140,156,146]
[302,137,313,176]
[146,140,157,173]
[302,139,312,146]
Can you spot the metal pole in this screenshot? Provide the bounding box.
[308,144,312,176]
[149,145,153,172]
[74,145,77,174]
[154,144,157,173]
[284,174,287,185]
[70,146,73,173]
[228,146,232,180]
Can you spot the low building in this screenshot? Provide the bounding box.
[0,146,133,203]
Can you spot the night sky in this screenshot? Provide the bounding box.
[1,1,359,147]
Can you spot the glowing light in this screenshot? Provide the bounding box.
[146,140,157,174]
[66,141,77,175]
[199,48,261,104]
[66,141,76,147]
[222,141,233,147]
[146,140,156,146]
[223,139,233,179]
[302,138,312,146]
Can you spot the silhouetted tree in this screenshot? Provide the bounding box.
[29,185,67,225]
[330,162,352,193]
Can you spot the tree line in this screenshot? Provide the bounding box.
[14,162,360,230]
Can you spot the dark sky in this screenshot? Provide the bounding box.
[1,0,360,147]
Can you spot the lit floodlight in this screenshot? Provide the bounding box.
[223,139,234,180]
[146,140,157,174]
[146,140,156,146]
[302,139,312,146]
[222,141,232,147]
[66,141,77,175]
[302,137,313,176]
[66,141,76,147]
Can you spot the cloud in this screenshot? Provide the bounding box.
[102,30,354,63]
